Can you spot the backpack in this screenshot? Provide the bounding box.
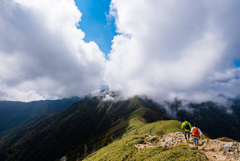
[185,122,190,130]
[191,127,200,137]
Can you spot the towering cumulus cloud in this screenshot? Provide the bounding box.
[0,0,240,102]
[0,0,105,101]
[106,0,240,102]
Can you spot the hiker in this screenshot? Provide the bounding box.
[191,123,205,149]
[181,118,192,143]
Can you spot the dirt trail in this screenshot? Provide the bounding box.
[135,132,240,161]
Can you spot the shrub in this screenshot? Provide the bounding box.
[216,137,237,142]
[156,130,165,137]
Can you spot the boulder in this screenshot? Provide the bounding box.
[163,141,168,146]
[234,149,238,153]
[150,136,157,141]
[224,142,239,152]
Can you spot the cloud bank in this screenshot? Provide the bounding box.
[0,0,240,103]
[105,0,240,103]
[0,0,105,101]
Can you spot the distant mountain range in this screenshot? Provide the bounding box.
[0,97,80,135]
[0,91,239,161]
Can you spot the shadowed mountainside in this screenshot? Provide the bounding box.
[0,96,168,161]
[0,97,80,134]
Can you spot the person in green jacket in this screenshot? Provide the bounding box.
[181,118,192,143]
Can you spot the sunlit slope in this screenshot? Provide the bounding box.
[109,105,182,136]
[133,120,182,135]
[84,135,207,161]
[0,96,168,161]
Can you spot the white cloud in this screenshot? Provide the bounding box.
[0,0,105,101]
[106,0,240,103]
[1,0,240,103]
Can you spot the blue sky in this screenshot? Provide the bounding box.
[75,0,116,56]
[235,60,240,67]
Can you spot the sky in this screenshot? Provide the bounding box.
[75,0,116,56]
[0,0,240,103]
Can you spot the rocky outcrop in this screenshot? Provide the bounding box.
[224,142,239,153]
[135,132,240,161]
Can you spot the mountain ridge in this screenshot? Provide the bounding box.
[0,97,81,134]
[0,94,240,161]
[0,96,167,161]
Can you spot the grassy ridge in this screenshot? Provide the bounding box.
[108,107,147,135]
[0,96,168,161]
[131,120,182,135]
[84,135,207,161]
[109,105,182,136]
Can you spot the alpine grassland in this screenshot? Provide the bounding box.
[84,135,207,161]
[109,105,182,136]
[132,120,182,135]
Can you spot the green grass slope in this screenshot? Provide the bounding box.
[109,104,182,136]
[131,120,182,135]
[84,135,207,161]
[0,96,168,161]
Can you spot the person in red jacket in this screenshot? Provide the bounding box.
[191,123,205,149]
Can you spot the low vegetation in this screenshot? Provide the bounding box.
[109,116,182,138]
[109,105,181,137]
[216,137,237,142]
[84,135,207,161]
